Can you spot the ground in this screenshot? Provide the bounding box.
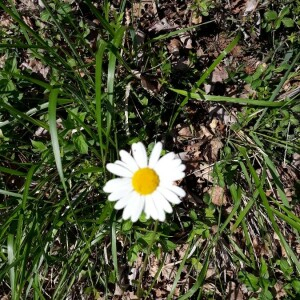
[0,0,299,299]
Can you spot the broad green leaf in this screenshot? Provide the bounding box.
[292,280,300,293]
[238,271,259,291]
[282,18,294,27]
[74,135,88,154]
[264,10,278,21]
[31,140,47,152]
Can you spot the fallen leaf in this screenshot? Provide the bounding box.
[244,0,258,15]
[179,32,193,49]
[149,18,177,32]
[210,185,227,206]
[167,38,181,55]
[212,65,228,83]
[140,74,161,95]
[210,138,224,161]
[178,125,193,138]
[209,117,218,133]
[226,281,244,300]
[274,281,287,300]
[191,11,202,24]
[200,125,213,138]
[209,106,237,125]
[194,162,214,183]
[20,58,50,79]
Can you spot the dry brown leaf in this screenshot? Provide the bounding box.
[176,152,189,161]
[123,291,138,300]
[178,125,193,138]
[194,162,214,183]
[292,153,300,168]
[161,264,177,280]
[114,283,123,296]
[155,288,164,298]
[0,14,12,27]
[244,0,258,14]
[226,281,244,300]
[210,138,223,161]
[210,185,227,206]
[205,268,216,279]
[203,283,221,295]
[0,54,7,69]
[209,117,218,133]
[167,38,181,55]
[132,0,157,18]
[165,285,180,297]
[177,243,189,260]
[149,18,177,32]
[185,142,201,153]
[274,281,287,300]
[230,0,246,14]
[212,65,228,83]
[191,11,202,24]
[209,106,237,125]
[140,74,161,95]
[149,254,160,277]
[200,125,213,138]
[179,32,193,49]
[20,59,50,79]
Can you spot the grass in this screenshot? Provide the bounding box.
[0,0,300,299]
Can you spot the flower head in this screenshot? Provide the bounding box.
[103,142,186,222]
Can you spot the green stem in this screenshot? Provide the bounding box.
[137,221,158,299]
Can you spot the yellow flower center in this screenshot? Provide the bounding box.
[132,167,160,195]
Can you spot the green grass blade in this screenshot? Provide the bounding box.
[105,26,126,156]
[7,234,16,300]
[48,88,68,194]
[95,40,107,163]
[170,89,295,107]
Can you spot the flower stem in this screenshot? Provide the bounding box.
[136,221,158,299]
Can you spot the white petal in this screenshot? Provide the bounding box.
[152,191,173,214]
[149,142,162,168]
[132,142,147,168]
[158,169,186,182]
[155,159,185,175]
[177,164,186,172]
[131,196,145,222]
[114,191,134,210]
[108,184,133,201]
[106,163,133,177]
[153,200,166,222]
[122,197,137,220]
[144,196,158,220]
[158,186,181,204]
[163,184,186,198]
[169,158,182,168]
[119,150,139,173]
[103,178,131,193]
[154,152,175,171]
[114,160,128,168]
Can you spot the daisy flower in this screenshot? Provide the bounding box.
[103,142,186,222]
